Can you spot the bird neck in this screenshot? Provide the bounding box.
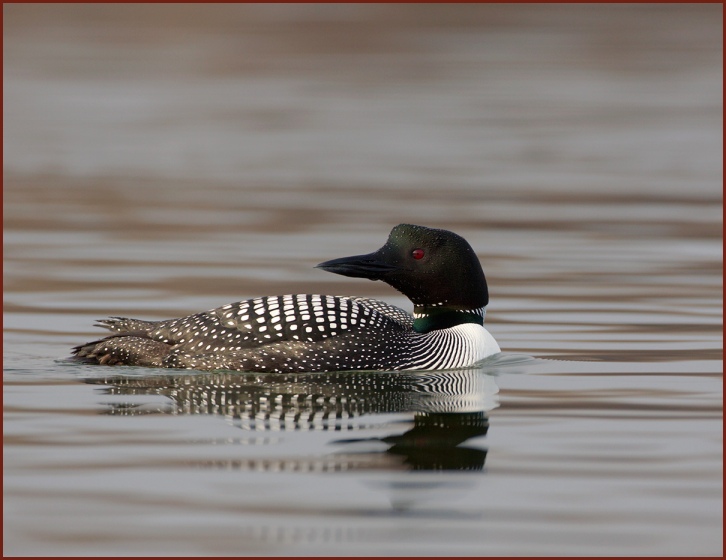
[413,305,485,334]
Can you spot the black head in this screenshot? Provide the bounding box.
[316,224,489,310]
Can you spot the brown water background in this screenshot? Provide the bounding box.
[3,4,722,556]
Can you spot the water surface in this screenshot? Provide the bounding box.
[3,4,722,556]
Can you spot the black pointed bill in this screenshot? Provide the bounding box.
[315,252,399,280]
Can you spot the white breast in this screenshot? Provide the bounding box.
[448,323,501,367]
[407,323,501,370]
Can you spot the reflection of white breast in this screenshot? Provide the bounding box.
[408,323,501,370]
[405,369,500,413]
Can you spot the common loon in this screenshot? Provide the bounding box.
[71,224,500,373]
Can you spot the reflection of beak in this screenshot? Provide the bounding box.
[316,251,398,281]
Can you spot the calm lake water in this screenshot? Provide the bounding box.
[3,4,723,556]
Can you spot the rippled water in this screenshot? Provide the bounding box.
[3,4,723,556]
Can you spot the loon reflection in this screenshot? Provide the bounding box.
[84,368,498,472]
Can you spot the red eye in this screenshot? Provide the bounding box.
[412,249,425,260]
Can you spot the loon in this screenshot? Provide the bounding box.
[71,224,500,373]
